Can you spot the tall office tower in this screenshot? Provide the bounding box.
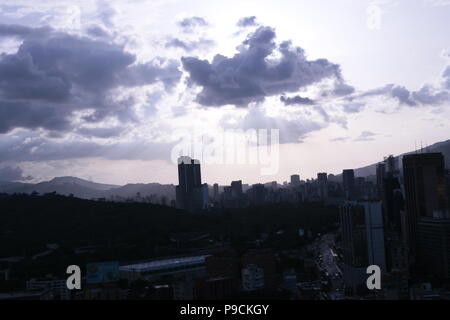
[385,155,399,176]
[317,173,328,183]
[223,186,232,201]
[230,180,243,198]
[402,153,449,259]
[355,177,366,200]
[290,174,300,186]
[376,162,386,199]
[317,173,328,201]
[446,170,450,206]
[340,201,386,293]
[342,169,356,200]
[380,173,408,279]
[417,218,450,279]
[213,183,219,200]
[176,156,209,211]
[250,184,266,206]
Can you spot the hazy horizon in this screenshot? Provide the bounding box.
[0,0,449,185]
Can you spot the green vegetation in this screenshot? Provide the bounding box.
[0,193,339,282]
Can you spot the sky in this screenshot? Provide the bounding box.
[0,0,449,185]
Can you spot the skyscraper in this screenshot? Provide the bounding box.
[317,173,328,183]
[342,169,355,200]
[340,201,386,293]
[250,184,266,206]
[317,173,328,201]
[213,183,219,200]
[417,218,450,279]
[402,153,449,259]
[176,156,209,211]
[290,175,300,186]
[376,162,386,199]
[231,180,243,198]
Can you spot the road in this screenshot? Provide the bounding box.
[310,233,345,300]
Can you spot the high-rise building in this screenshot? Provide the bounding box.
[340,201,386,293]
[317,173,327,183]
[175,156,209,211]
[290,175,301,186]
[249,184,266,206]
[213,183,219,200]
[317,173,328,201]
[355,177,366,200]
[385,155,399,176]
[342,169,355,200]
[402,153,449,258]
[376,162,386,199]
[231,180,243,198]
[417,218,450,279]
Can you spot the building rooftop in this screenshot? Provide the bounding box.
[119,255,211,273]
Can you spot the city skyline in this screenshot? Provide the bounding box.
[0,138,447,187]
[0,0,449,186]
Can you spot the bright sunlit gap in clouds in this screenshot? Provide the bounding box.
[0,0,449,185]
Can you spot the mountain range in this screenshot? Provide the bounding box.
[0,176,176,201]
[0,139,449,199]
[352,139,450,177]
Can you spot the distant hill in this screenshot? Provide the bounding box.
[0,139,448,196]
[0,176,175,201]
[353,139,450,177]
[47,176,119,191]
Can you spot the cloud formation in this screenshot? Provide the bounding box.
[354,131,377,142]
[223,107,325,143]
[237,16,258,28]
[165,37,214,52]
[0,24,182,134]
[0,130,175,162]
[350,61,450,109]
[177,16,209,33]
[280,95,315,106]
[182,26,346,107]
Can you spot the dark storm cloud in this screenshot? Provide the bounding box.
[0,165,33,182]
[86,24,111,38]
[177,16,209,33]
[182,26,345,107]
[0,24,51,38]
[280,95,315,105]
[237,16,258,27]
[165,37,215,52]
[0,24,182,134]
